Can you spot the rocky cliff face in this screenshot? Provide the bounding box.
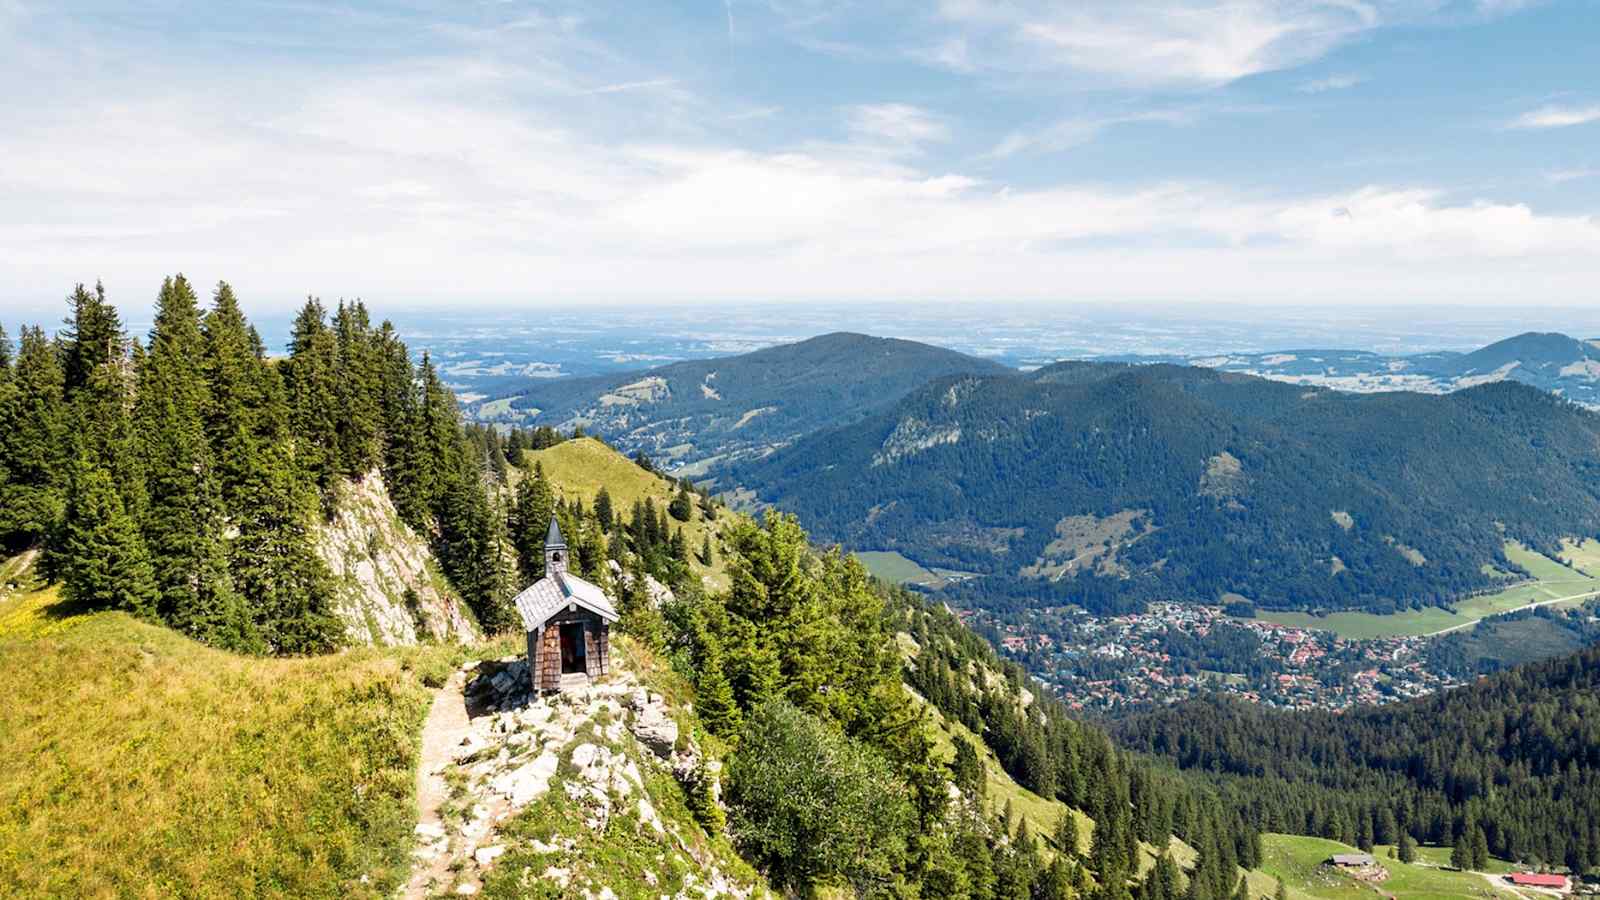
[315,471,476,646]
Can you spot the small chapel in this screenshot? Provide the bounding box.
[512,517,618,692]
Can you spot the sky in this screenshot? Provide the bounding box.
[2,0,1599,318]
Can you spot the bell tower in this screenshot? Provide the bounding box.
[544,516,568,576]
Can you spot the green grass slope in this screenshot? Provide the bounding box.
[523,437,738,591]
[1247,834,1523,900]
[0,560,464,898]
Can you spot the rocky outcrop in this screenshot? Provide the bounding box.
[411,657,756,899]
[315,471,475,646]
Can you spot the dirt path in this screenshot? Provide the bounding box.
[404,670,474,899]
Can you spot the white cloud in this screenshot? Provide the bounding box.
[0,0,1594,311]
[1509,104,1600,130]
[926,1,1539,87]
[930,1,1398,86]
[1298,73,1364,92]
[846,103,951,147]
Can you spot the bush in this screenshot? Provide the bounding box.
[725,700,912,896]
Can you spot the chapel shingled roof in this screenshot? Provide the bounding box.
[512,571,618,631]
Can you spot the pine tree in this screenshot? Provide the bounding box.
[331,300,380,478]
[1471,825,1489,872]
[508,466,555,579]
[0,325,67,548]
[57,457,157,617]
[137,275,255,650]
[283,298,340,499]
[373,321,425,523]
[700,531,714,567]
[1057,810,1081,857]
[1451,832,1471,870]
[669,483,693,521]
[60,281,124,395]
[70,337,148,537]
[618,554,667,651]
[696,635,742,739]
[1397,831,1417,864]
[201,282,265,508]
[594,486,613,532]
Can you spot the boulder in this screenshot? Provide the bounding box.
[628,699,679,759]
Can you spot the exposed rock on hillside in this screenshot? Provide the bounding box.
[408,657,758,899]
[315,472,475,646]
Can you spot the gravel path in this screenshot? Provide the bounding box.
[404,670,474,899]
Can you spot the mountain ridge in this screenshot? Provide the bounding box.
[470,331,1011,473]
[728,362,1600,614]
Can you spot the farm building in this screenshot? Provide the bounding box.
[1507,873,1570,891]
[512,517,618,692]
[1330,853,1376,868]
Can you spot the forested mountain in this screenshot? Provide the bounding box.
[1112,644,1600,873]
[472,332,1009,473]
[0,278,522,651]
[729,363,1600,614]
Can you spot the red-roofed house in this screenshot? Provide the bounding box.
[1506,872,1568,890]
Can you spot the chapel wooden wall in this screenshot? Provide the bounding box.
[528,607,610,691]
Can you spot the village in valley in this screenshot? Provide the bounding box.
[969,602,1472,714]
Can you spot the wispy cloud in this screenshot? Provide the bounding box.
[1509,104,1600,130]
[580,78,679,95]
[1298,73,1364,93]
[989,109,1193,158]
[927,1,1536,88]
[847,103,950,147]
[1547,168,1598,184]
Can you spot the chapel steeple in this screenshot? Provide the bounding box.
[544,516,568,575]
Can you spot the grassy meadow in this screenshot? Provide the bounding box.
[1246,834,1524,900]
[856,550,943,586]
[0,562,467,898]
[1257,541,1599,639]
[522,437,735,591]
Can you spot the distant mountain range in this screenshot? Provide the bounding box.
[726,363,1600,614]
[469,332,1007,473]
[1106,331,1600,408]
[466,329,1600,614]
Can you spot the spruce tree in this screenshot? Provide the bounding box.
[1397,831,1417,864]
[201,282,265,508]
[1451,832,1471,870]
[508,466,555,579]
[60,281,124,395]
[70,339,148,534]
[331,300,380,478]
[700,531,714,567]
[696,635,742,739]
[283,298,340,499]
[669,483,693,521]
[0,325,67,548]
[618,554,667,651]
[1057,810,1081,857]
[137,275,255,650]
[1471,825,1489,871]
[57,457,157,617]
[594,486,613,532]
